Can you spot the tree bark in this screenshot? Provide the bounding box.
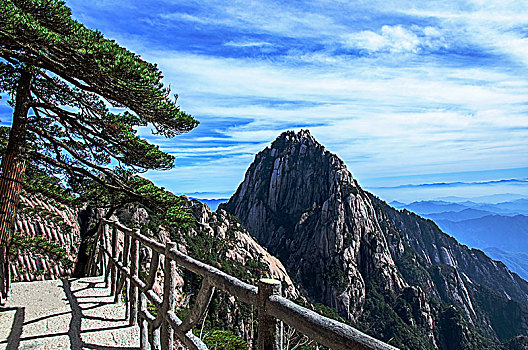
[0,67,33,246]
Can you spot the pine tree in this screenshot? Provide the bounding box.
[0,0,198,250]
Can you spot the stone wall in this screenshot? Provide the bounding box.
[10,193,80,281]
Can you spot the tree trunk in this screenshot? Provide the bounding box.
[0,68,33,246]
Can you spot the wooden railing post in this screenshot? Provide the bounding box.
[140,292,149,350]
[5,247,9,299]
[97,235,104,277]
[150,325,161,350]
[104,224,111,288]
[94,223,105,276]
[129,230,139,326]
[257,278,282,350]
[115,251,123,295]
[110,225,118,296]
[161,242,176,350]
[146,248,161,350]
[115,234,130,303]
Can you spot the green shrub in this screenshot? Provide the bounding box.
[199,330,248,350]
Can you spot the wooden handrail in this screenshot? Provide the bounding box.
[267,296,396,350]
[91,219,399,350]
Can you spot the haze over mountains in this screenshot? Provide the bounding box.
[391,199,528,280]
[221,130,528,349]
[392,199,528,217]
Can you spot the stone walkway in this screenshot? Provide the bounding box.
[0,276,139,350]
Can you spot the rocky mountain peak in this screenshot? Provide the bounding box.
[268,129,319,152]
[222,130,528,349]
[235,129,358,219]
[267,129,346,173]
[223,130,405,319]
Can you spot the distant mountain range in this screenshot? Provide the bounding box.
[189,197,227,211]
[391,199,528,280]
[437,193,527,204]
[428,208,496,221]
[391,199,528,216]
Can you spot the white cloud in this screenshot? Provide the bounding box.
[342,25,449,54]
[158,0,348,39]
[224,41,272,47]
[141,51,528,192]
[401,3,528,67]
[65,0,528,197]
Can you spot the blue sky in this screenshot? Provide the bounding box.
[5,0,528,202]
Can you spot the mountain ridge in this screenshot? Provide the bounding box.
[394,199,528,217]
[221,129,528,350]
[393,199,528,279]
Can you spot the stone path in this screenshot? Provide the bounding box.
[0,276,139,350]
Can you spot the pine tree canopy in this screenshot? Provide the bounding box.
[0,0,198,197]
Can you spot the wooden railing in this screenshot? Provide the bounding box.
[87,219,398,350]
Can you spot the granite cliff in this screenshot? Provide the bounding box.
[221,129,528,349]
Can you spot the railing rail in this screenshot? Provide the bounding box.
[88,218,398,350]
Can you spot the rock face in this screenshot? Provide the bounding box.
[223,130,405,317]
[114,198,298,349]
[184,199,298,298]
[222,130,528,349]
[372,197,528,343]
[11,193,80,281]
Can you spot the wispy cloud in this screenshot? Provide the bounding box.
[341,25,449,54]
[142,50,528,176]
[224,41,272,48]
[371,178,528,190]
[32,0,528,197]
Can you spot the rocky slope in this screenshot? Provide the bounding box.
[10,192,80,281]
[112,198,298,349]
[221,129,528,349]
[183,199,298,297]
